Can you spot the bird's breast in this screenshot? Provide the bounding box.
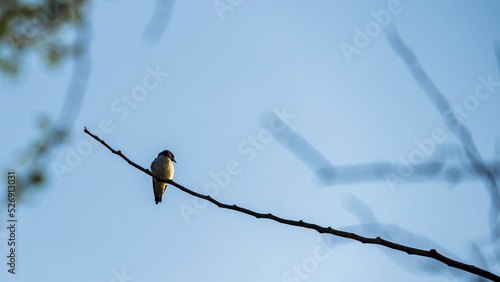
[151,156,174,180]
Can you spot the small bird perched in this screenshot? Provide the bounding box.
[150,150,176,204]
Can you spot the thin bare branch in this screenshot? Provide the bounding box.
[84,127,500,282]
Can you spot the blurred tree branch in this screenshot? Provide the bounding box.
[258,27,500,279]
[2,0,91,201]
[386,25,500,263]
[142,0,175,46]
[260,111,500,186]
[84,127,500,282]
[340,195,481,280]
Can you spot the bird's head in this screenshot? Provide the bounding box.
[159,150,176,163]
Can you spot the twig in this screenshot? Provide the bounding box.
[83,127,500,282]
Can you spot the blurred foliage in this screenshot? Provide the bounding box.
[1,0,88,203]
[0,0,88,76]
[8,115,60,202]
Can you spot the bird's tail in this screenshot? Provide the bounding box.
[155,195,162,204]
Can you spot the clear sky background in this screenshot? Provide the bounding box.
[1,0,500,281]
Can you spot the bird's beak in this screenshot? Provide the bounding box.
[172,159,177,163]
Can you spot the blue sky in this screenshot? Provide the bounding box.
[1,0,500,281]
